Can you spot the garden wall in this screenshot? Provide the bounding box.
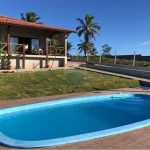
[85,62,150,79]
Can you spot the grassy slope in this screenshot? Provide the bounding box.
[0,69,140,100]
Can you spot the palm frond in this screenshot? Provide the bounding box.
[67,42,73,51]
[78,29,85,37]
[20,13,26,21]
[21,12,42,24]
[76,26,83,31]
[76,18,85,26]
[85,14,94,26]
[90,23,101,30]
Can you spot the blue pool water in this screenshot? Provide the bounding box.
[1,94,150,148]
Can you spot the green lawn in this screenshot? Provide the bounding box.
[0,69,140,100]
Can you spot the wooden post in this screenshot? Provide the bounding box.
[87,53,89,62]
[7,25,10,55]
[49,38,51,55]
[99,50,101,63]
[133,51,136,66]
[46,37,48,67]
[76,49,78,60]
[22,44,25,69]
[114,50,116,64]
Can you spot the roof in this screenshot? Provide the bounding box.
[0,15,76,33]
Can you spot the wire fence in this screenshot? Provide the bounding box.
[71,49,150,67]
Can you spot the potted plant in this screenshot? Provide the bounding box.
[6,59,12,70]
[46,59,50,68]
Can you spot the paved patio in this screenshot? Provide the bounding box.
[0,88,150,149]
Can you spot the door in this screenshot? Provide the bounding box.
[19,37,31,54]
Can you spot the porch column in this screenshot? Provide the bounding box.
[64,34,69,67]
[7,25,10,55]
[45,36,48,66]
[65,36,67,57]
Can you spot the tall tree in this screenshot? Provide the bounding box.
[67,42,73,52]
[102,44,112,55]
[76,14,100,56]
[90,47,98,56]
[20,12,42,24]
[77,39,94,55]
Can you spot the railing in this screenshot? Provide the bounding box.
[0,43,22,54]
[48,46,65,56]
[0,42,66,69]
[0,43,65,56]
[10,43,22,54]
[0,42,7,50]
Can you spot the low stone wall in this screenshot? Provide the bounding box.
[0,55,66,70]
[85,62,150,79]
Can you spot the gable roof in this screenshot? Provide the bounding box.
[0,15,76,34]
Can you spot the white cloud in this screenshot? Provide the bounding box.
[125,44,130,46]
[138,41,150,46]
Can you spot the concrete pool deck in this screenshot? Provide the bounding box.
[1,87,150,149]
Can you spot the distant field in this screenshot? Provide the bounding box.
[71,56,150,67]
[0,69,140,100]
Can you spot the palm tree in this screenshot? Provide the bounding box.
[77,39,94,56]
[76,14,100,56]
[20,12,42,24]
[67,42,73,52]
[90,47,98,56]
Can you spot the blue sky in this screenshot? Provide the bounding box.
[0,0,150,56]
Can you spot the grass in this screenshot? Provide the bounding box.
[0,69,140,101]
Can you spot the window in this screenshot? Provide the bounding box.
[31,39,39,50]
[10,37,18,51]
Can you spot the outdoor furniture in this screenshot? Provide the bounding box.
[37,48,43,55]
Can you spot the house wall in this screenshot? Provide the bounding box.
[0,25,7,42]
[0,25,46,49]
[0,25,67,48]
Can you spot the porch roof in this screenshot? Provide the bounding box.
[0,15,76,34]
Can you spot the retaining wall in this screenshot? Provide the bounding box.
[85,62,150,79]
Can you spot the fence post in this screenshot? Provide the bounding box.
[76,49,78,60]
[87,53,89,62]
[114,50,116,64]
[133,51,136,66]
[99,50,101,63]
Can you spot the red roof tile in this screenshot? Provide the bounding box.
[0,15,76,33]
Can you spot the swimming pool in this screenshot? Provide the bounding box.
[0,93,150,148]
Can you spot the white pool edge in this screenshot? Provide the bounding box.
[1,120,150,148]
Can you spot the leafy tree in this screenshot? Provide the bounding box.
[51,38,60,47]
[77,39,94,55]
[20,12,42,24]
[76,14,100,56]
[90,47,98,56]
[102,44,112,55]
[67,42,73,52]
